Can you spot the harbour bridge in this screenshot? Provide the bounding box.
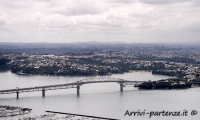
[0,77,145,98]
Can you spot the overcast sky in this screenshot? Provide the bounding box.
[0,0,200,43]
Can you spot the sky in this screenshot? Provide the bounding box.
[0,0,200,43]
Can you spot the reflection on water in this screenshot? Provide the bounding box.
[0,71,200,120]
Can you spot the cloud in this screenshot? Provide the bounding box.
[0,0,33,9]
[105,0,193,4]
[0,12,9,21]
[0,12,11,31]
[50,0,107,16]
[139,0,191,5]
[0,13,7,26]
[0,0,199,43]
[30,12,42,21]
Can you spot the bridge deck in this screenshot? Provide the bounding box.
[0,80,145,95]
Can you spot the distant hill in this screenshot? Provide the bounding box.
[0,42,199,55]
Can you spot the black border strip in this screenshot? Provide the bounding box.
[46,111,119,120]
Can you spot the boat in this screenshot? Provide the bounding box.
[191,84,199,88]
[18,73,26,75]
[47,113,56,117]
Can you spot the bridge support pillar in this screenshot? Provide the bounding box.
[16,91,19,98]
[120,83,123,92]
[42,89,45,97]
[77,85,80,94]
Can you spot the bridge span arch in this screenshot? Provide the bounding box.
[73,77,143,93]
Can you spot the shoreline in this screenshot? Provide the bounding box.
[5,70,173,78]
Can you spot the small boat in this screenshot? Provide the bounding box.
[47,113,56,117]
[23,110,30,114]
[61,115,72,119]
[18,72,26,75]
[191,84,199,88]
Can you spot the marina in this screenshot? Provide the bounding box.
[0,105,31,118]
[0,106,116,120]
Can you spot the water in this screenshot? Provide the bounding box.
[0,71,200,120]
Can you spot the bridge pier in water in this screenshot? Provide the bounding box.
[42,88,45,97]
[16,91,19,98]
[120,83,123,92]
[77,85,80,94]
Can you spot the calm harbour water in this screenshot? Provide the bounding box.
[0,71,200,120]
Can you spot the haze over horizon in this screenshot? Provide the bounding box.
[0,0,200,43]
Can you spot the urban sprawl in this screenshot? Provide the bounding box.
[0,43,200,89]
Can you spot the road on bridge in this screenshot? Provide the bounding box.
[0,77,146,98]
